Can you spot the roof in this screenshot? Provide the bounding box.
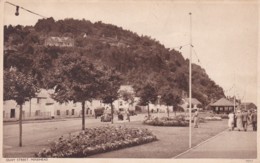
[37,89,49,98]
[184,98,201,105]
[241,102,256,105]
[46,36,73,42]
[210,98,236,107]
[240,102,257,109]
[45,37,74,46]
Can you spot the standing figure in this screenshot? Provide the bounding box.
[252,109,257,131]
[228,111,235,131]
[126,109,130,122]
[242,110,248,131]
[233,111,237,128]
[236,110,243,131]
[193,109,199,128]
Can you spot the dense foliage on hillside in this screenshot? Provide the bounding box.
[4,17,225,106]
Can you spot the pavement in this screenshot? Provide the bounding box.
[175,125,257,159]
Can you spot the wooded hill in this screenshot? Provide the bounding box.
[4,18,225,106]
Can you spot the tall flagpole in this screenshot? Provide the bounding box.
[189,12,192,148]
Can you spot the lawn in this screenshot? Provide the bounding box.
[3,115,228,158]
[88,119,228,158]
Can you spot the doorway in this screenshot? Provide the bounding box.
[10,109,15,118]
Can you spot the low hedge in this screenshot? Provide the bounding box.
[35,126,157,158]
[143,115,189,127]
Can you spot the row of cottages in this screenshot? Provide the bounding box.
[3,86,140,121]
[44,37,74,47]
[3,84,204,120]
[3,89,103,121]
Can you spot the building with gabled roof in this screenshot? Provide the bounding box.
[210,97,238,114]
[44,36,74,47]
[240,102,257,111]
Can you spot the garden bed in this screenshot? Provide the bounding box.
[204,116,222,121]
[143,115,189,127]
[35,126,157,158]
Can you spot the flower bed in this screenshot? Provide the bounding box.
[35,126,157,158]
[218,114,229,119]
[204,116,222,121]
[185,117,206,123]
[143,115,189,127]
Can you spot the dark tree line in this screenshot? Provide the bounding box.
[4,17,225,115]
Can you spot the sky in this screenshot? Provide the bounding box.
[2,0,258,104]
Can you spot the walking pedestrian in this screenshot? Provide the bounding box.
[236,110,243,131]
[193,109,199,128]
[228,111,235,131]
[252,109,257,131]
[242,110,248,131]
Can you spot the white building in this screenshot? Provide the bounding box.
[3,89,104,121]
[180,98,202,111]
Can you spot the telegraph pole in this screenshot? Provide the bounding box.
[189,12,192,149]
[234,73,236,112]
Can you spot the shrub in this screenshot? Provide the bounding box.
[35,126,157,158]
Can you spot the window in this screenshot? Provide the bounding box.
[72,109,75,115]
[37,98,41,104]
[35,110,40,116]
[225,107,229,111]
[57,110,60,116]
[66,110,69,115]
[119,101,123,106]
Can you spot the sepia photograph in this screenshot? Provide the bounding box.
[1,0,259,162]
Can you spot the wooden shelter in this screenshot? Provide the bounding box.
[210,98,238,114]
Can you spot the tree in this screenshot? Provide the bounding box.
[161,91,174,117]
[119,89,135,111]
[161,87,182,117]
[50,53,105,130]
[4,69,39,147]
[139,83,157,118]
[100,68,122,124]
[172,94,182,116]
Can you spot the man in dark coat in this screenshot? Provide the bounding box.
[242,110,249,131]
[252,110,257,131]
